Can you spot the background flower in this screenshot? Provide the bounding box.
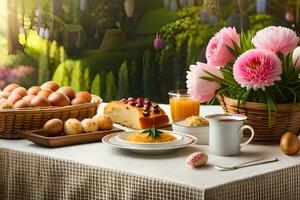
[233,49,282,91]
[252,26,299,55]
[206,27,240,67]
[0,66,36,89]
[292,46,300,70]
[186,62,223,102]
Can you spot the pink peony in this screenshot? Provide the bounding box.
[186,62,223,102]
[252,26,299,55]
[233,49,282,91]
[206,27,240,67]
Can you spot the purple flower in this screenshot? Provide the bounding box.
[39,27,45,38]
[256,0,267,14]
[0,66,36,89]
[153,33,163,50]
[19,26,25,34]
[209,15,218,26]
[200,11,208,23]
[187,0,194,6]
[170,0,178,11]
[44,28,50,40]
[179,0,186,8]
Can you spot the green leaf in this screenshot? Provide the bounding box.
[266,96,276,127]
[281,86,297,104]
[141,129,162,139]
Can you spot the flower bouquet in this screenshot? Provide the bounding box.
[186,26,300,144]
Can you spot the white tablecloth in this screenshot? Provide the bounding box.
[1,104,300,199]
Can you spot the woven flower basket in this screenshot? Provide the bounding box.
[0,95,102,139]
[217,95,300,144]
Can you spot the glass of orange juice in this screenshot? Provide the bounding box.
[168,90,200,121]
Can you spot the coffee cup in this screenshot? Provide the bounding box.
[206,114,254,156]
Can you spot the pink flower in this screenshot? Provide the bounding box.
[186,62,223,102]
[233,49,282,91]
[252,26,299,55]
[206,27,240,67]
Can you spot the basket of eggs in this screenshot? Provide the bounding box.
[0,81,102,139]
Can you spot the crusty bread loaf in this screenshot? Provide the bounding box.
[104,100,169,130]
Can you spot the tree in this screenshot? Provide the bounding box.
[7,0,20,54]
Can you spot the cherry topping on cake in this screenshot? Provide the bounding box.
[143,111,150,117]
[120,97,160,116]
[136,103,143,107]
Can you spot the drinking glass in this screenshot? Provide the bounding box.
[168,90,200,121]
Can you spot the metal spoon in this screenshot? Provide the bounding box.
[215,157,279,171]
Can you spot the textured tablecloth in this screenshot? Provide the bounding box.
[1,105,300,200]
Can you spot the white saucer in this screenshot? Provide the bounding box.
[116,131,183,148]
[102,132,197,154]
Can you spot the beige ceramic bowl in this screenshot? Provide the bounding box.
[172,120,209,145]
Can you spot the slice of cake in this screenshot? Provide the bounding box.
[104,97,169,129]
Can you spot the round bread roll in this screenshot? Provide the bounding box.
[0,99,13,110]
[27,86,41,95]
[41,81,60,91]
[23,94,36,103]
[14,99,32,109]
[81,118,98,133]
[37,89,53,98]
[7,93,22,104]
[48,92,70,107]
[57,86,76,100]
[3,84,20,93]
[43,119,63,137]
[92,114,113,130]
[0,91,10,99]
[64,118,83,135]
[76,91,92,102]
[11,87,27,97]
[31,96,51,107]
[71,97,89,105]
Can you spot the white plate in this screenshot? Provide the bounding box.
[102,132,197,154]
[116,131,183,148]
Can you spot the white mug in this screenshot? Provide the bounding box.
[206,114,255,156]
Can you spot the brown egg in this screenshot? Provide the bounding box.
[23,94,36,103]
[3,84,20,93]
[71,97,89,105]
[41,81,60,91]
[27,86,41,95]
[280,132,300,156]
[43,119,63,137]
[31,96,51,107]
[76,91,92,102]
[48,92,70,107]
[11,87,27,97]
[57,86,76,100]
[14,99,32,109]
[7,93,22,104]
[37,89,53,98]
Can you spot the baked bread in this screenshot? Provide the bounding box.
[104,98,169,129]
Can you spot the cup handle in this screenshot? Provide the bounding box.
[239,125,255,147]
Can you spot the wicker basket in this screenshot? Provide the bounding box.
[0,95,102,139]
[217,95,300,144]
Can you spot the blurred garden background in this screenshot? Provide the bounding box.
[0,0,299,103]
